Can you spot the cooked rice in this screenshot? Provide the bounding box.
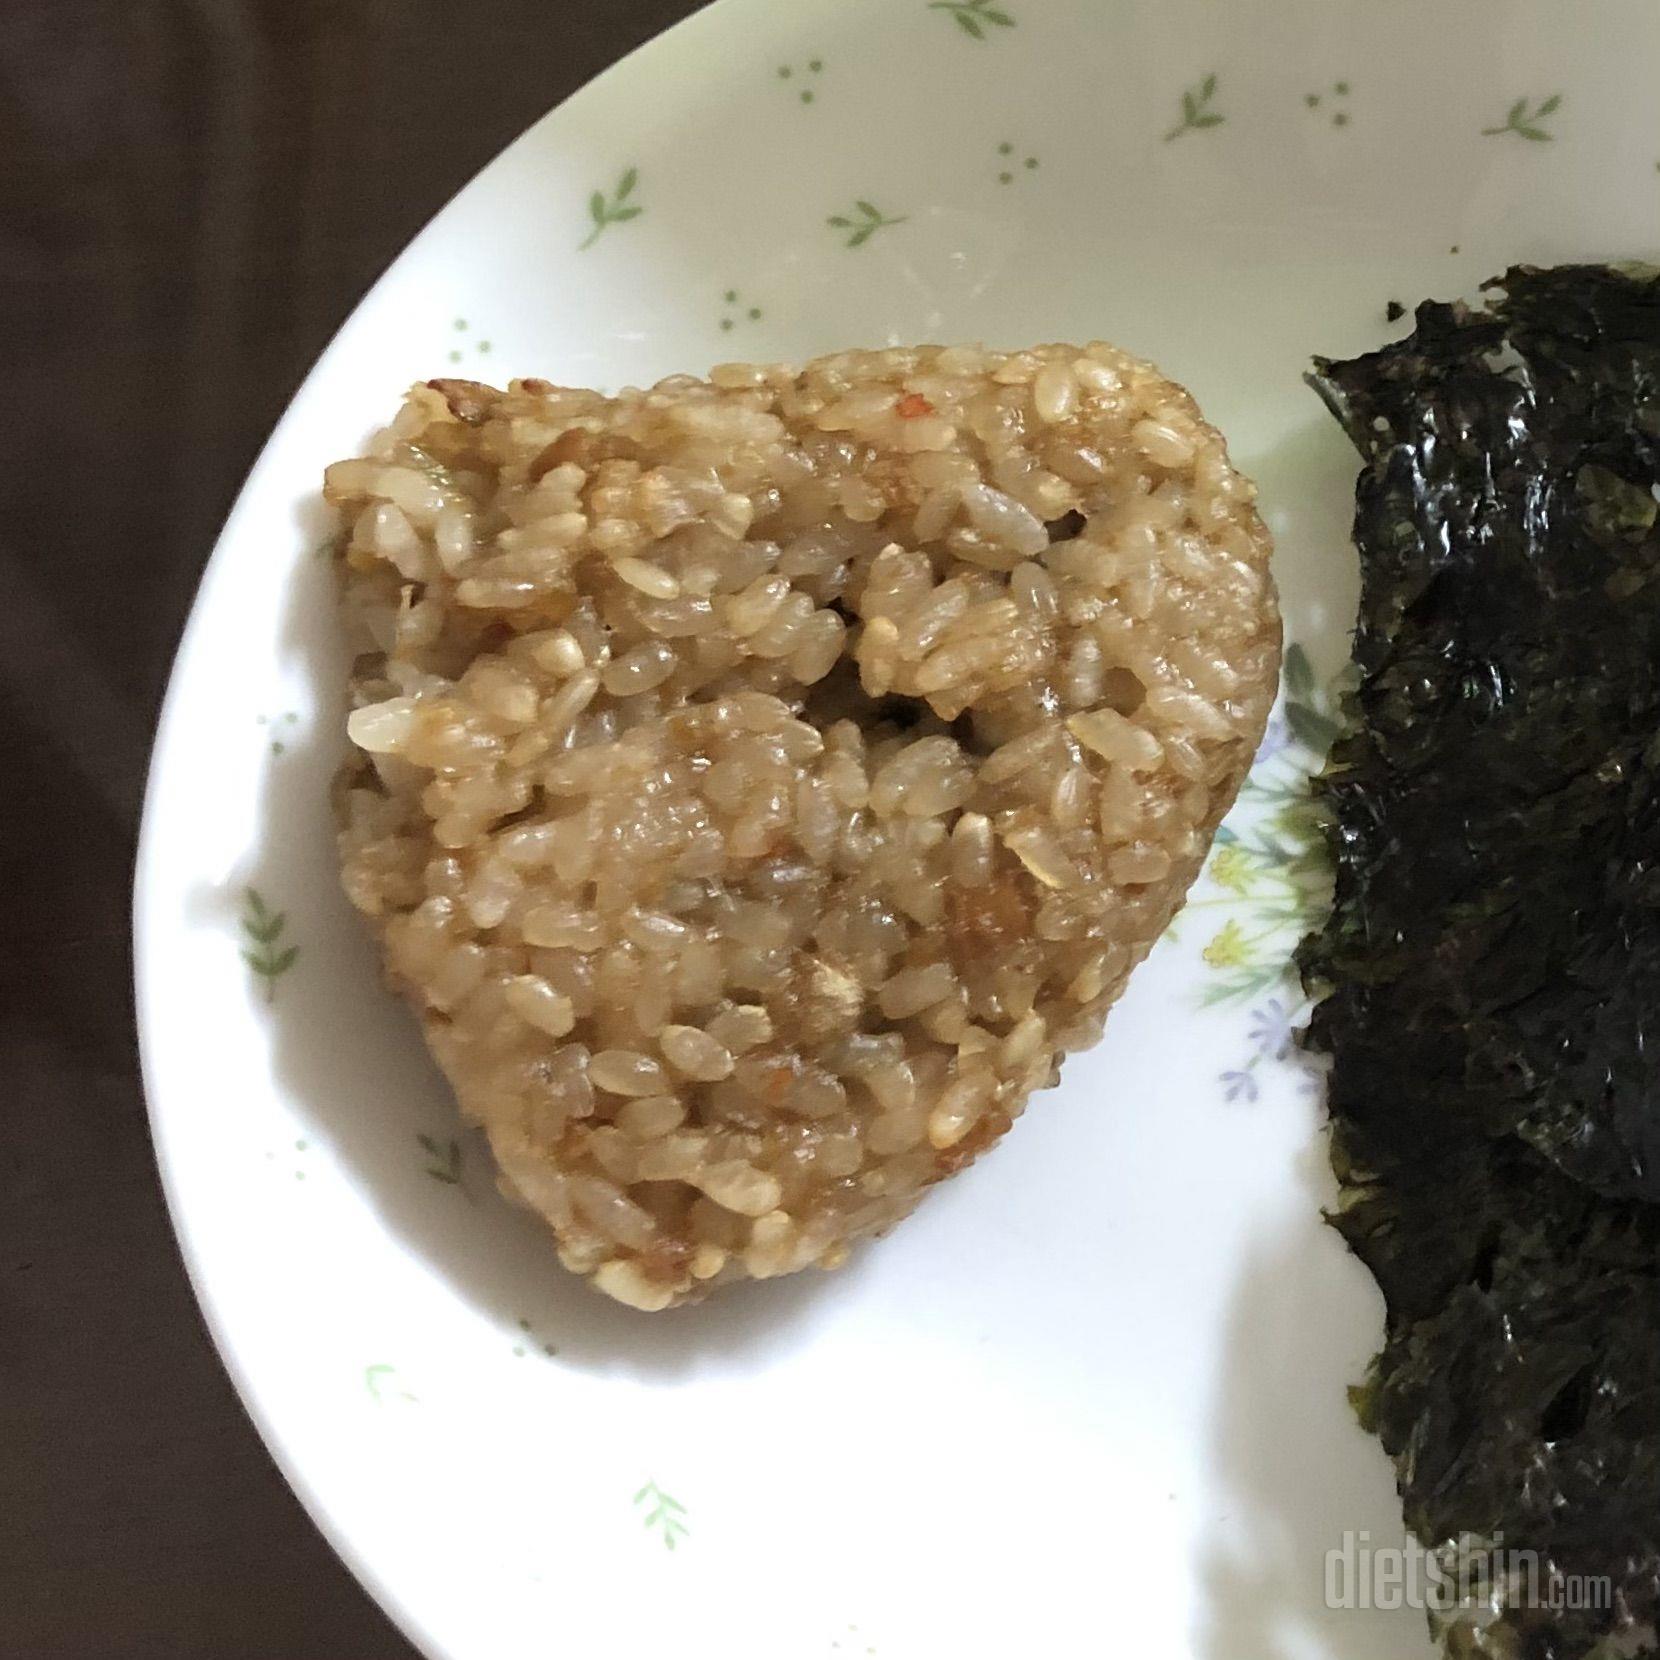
[325,343,1279,1309]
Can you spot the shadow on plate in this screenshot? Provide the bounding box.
[1182,409,1433,1659]
[1237,412,1363,669]
[1196,1133,1436,1660]
[238,490,843,1380]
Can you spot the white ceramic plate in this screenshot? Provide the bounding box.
[135,4,1660,1656]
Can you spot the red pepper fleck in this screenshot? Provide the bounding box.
[896,392,935,418]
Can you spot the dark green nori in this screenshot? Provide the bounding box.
[1303,264,1660,1659]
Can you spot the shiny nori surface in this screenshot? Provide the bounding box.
[1303,264,1660,1658]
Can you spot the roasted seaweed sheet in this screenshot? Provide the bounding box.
[1303,264,1660,1659]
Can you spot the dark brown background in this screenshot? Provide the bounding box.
[2,4,701,1654]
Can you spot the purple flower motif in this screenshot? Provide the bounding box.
[1221,1068,1259,1104]
[1248,998,1295,1061]
[1253,707,1291,765]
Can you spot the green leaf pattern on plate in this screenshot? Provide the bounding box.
[1165,72,1224,141]
[364,1363,418,1405]
[1482,92,1562,141]
[417,1133,463,1186]
[827,199,907,248]
[579,167,644,250]
[633,1481,689,1549]
[240,887,298,1004]
[927,0,1015,41]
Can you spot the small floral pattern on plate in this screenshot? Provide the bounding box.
[1184,645,1345,1098]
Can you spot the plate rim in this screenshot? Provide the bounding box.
[130,4,1660,1654]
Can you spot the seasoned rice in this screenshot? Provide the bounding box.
[325,343,1279,1309]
